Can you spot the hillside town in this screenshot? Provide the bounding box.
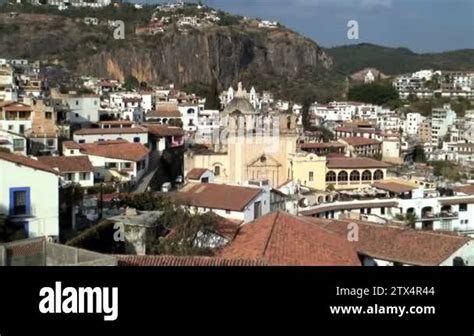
[1,0,474,267]
[1,52,474,267]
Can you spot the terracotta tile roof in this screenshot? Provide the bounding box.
[165,183,262,212]
[97,120,134,126]
[0,152,61,175]
[117,255,266,266]
[186,168,210,180]
[80,141,150,162]
[372,181,417,194]
[74,127,147,135]
[299,142,345,149]
[63,141,82,150]
[327,157,391,169]
[37,155,94,173]
[453,185,474,195]
[146,103,181,118]
[213,215,242,240]
[299,201,398,216]
[0,101,32,112]
[144,124,184,137]
[309,218,471,266]
[220,212,361,266]
[439,197,474,206]
[340,137,381,146]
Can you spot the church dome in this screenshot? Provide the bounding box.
[223,97,257,115]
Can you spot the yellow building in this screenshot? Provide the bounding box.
[184,86,298,187]
[324,157,391,190]
[290,154,391,191]
[288,152,326,190]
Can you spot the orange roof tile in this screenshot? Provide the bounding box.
[220,212,361,266]
[0,152,60,175]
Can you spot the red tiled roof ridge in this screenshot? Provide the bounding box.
[0,152,61,175]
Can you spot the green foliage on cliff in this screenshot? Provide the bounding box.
[327,43,474,75]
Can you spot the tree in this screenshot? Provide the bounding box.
[348,82,399,106]
[204,78,221,110]
[125,193,219,255]
[0,213,27,243]
[124,75,139,91]
[413,145,427,163]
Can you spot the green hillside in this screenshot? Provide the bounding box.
[326,43,474,76]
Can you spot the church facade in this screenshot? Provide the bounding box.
[185,83,298,187]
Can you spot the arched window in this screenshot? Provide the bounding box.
[214,166,220,176]
[338,171,348,182]
[373,170,384,181]
[350,170,360,181]
[362,170,372,181]
[326,171,336,182]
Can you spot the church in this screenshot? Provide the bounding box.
[185,83,299,187]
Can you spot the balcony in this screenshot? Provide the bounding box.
[418,211,459,221]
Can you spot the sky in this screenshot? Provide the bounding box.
[147,0,474,53]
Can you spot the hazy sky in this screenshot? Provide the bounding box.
[146,0,474,53]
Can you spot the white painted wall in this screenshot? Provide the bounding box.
[73,131,148,144]
[0,159,59,238]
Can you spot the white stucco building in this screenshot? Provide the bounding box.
[0,152,60,239]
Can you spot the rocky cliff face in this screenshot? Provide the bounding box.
[77,28,333,88]
[0,13,333,89]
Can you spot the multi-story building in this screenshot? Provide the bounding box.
[431,105,456,146]
[51,89,100,124]
[405,112,425,135]
[417,119,432,143]
[0,101,33,135]
[73,126,149,145]
[63,140,150,183]
[301,180,474,234]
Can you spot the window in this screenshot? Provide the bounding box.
[362,170,372,181]
[8,125,13,131]
[350,170,360,181]
[338,171,348,183]
[106,162,117,169]
[381,207,385,215]
[80,172,90,180]
[326,171,336,182]
[373,170,384,181]
[13,139,25,151]
[122,162,132,169]
[45,112,52,119]
[9,188,30,216]
[76,100,79,106]
[225,210,231,214]
[214,166,220,176]
[309,171,314,182]
[65,173,75,181]
[133,137,140,143]
[47,139,54,147]
[78,139,85,144]
[459,204,468,212]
